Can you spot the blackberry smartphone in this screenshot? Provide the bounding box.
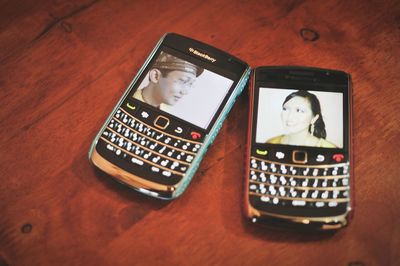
[245,66,352,230]
[89,33,250,200]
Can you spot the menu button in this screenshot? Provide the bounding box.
[292,150,308,164]
[154,115,170,130]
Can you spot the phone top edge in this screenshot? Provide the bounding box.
[163,32,249,69]
[254,65,350,76]
[253,66,350,91]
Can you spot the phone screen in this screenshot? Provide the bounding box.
[255,88,344,149]
[131,50,234,130]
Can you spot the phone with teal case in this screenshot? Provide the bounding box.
[89,33,250,199]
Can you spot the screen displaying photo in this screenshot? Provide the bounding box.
[133,51,234,129]
[256,88,343,148]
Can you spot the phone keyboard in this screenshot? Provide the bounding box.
[248,156,350,208]
[99,107,202,180]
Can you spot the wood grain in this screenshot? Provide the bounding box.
[1,0,399,265]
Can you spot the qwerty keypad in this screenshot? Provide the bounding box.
[248,156,350,209]
[99,107,202,180]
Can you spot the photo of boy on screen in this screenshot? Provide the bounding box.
[133,51,204,111]
[133,51,234,129]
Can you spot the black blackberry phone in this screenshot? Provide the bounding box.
[245,66,353,230]
[89,33,250,200]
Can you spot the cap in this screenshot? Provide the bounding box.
[153,51,204,77]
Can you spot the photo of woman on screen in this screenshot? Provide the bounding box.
[266,90,337,148]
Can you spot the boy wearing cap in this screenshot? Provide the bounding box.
[133,51,204,111]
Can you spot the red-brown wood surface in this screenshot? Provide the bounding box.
[1,0,399,265]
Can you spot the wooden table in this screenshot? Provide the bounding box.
[1,0,399,265]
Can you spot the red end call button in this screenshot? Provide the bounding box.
[190,131,201,140]
[333,154,345,162]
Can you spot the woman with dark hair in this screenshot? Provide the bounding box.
[266,90,336,148]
